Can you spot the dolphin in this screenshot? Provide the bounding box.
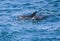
[17,11,48,20]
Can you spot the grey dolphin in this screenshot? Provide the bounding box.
[17,11,48,20]
[18,11,37,20]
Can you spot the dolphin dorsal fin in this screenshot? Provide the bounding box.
[31,11,37,17]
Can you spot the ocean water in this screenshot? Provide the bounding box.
[0,0,60,41]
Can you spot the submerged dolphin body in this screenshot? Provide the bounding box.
[17,11,48,20]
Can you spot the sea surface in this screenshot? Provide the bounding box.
[0,0,60,41]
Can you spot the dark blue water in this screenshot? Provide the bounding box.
[0,0,60,41]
